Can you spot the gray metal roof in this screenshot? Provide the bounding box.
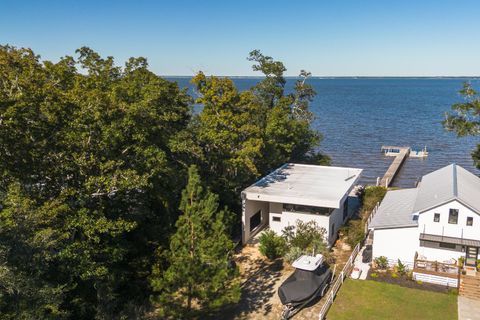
[420,233,480,247]
[370,164,480,230]
[413,164,480,214]
[368,188,419,229]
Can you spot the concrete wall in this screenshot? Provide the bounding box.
[242,198,352,246]
[372,227,419,265]
[418,200,480,241]
[242,198,269,243]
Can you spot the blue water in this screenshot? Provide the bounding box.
[168,77,480,187]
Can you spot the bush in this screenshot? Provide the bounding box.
[375,256,389,270]
[370,272,378,278]
[284,246,303,264]
[458,256,465,268]
[396,259,407,275]
[282,220,327,253]
[391,272,398,279]
[416,280,423,285]
[342,219,365,248]
[361,186,387,218]
[259,230,286,260]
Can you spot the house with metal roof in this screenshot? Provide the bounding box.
[241,163,362,246]
[368,164,480,287]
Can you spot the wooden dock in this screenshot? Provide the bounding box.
[379,146,410,187]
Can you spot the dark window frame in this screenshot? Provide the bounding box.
[249,210,262,232]
[439,242,456,249]
[467,216,473,226]
[433,213,440,222]
[448,209,458,224]
[272,216,281,222]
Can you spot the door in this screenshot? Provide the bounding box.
[465,246,478,267]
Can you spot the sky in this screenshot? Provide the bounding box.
[1,0,480,76]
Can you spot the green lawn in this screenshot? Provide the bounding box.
[328,280,457,320]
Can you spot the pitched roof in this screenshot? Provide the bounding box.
[242,163,362,208]
[413,164,480,214]
[368,188,419,229]
[370,164,480,230]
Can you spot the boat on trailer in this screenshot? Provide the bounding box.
[278,254,334,319]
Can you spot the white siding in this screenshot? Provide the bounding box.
[418,200,480,241]
[372,227,419,266]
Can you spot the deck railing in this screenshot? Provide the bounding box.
[413,252,459,278]
[318,242,361,320]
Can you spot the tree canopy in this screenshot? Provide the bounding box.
[0,45,327,318]
[444,82,480,167]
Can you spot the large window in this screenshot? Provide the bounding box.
[448,209,458,224]
[250,210,262,232]
[283,204,334,216]
[433,213,440,222]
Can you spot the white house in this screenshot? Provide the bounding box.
[369,164,480,286]
[241,163,362,246]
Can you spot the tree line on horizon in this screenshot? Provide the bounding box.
[0,45,328,319]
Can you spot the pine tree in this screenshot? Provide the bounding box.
[151,165,240,318]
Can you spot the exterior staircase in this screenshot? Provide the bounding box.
[459,273,480,300]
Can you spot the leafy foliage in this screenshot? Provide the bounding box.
[375,256,389,270]
[444,82,480,168]
[282,220,331,262]
[0,45,191,319]
[151,166,240,318]
[0,46,325,318]
[258,230,287,260]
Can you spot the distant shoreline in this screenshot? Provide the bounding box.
[164,75,480,80]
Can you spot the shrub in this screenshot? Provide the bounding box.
[370,272,378,278]
[360,186,387,218]
[342,219,365,248]
[259,230,286,260]
[406,270,413,280]
[391,272,398,279]
[284,246,304,264]
[396,259,407,275]
[282,220,327,253]
[458,256,465,268]
[375,256,389,270]
[416,280,423,285]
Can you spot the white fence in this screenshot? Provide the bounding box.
[364,202,380,234]
[318,242,361,320]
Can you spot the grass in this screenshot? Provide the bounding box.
[328,280,457,320]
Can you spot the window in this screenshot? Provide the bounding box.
[433,213,440,222]
[283,204,334,215]
[272,216,281,222]
[467,217,473,226]
[439,242,456,249]
[249,210,261,232]
[343,198,349,220]
[448,209,458,224]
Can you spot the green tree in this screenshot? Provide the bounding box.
[444,82,480,167]
[184,50,328,214]
[151,165,240,318]
[0,45,191,319]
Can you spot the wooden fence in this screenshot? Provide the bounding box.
[318,242,361,320]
